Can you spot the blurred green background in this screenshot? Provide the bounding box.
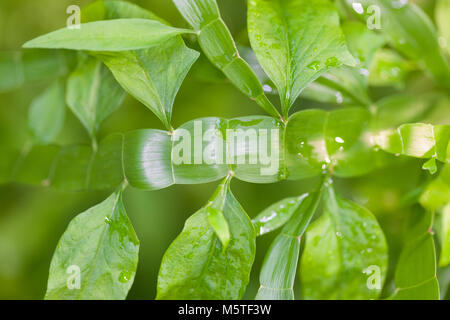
[0,0,448,299]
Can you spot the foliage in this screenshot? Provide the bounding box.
[1,0,449,300]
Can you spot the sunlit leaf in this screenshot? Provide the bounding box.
[45,189,139,300]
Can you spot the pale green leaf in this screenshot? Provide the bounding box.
[23,19,193,51]
[66,55,125,137]
[28,80,65,144]
[45,189,139,300]
[248,0,356,115]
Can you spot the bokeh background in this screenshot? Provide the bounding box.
[0,0,449,299]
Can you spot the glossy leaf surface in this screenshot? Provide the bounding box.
[300,185,388,299]
[157,179,256,299]
[248,0,355,115]
[256,191,321,299]
[253,196,306,236]
[173,0,280,118]
[45,190,139,300]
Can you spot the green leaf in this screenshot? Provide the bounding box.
[300,184,388,299]
[256,190,321,300]
[84,2,199,130]
[436,0,450,55]
[66,55,125,137]
[172,0,280,118]
[247,0,355,116]
[253,195,306,236]
[0,49,75,92]
[23,19,193,51]
[96,40,199,130]
[156,178,256,299]
[45,189,139,300]
[373,93,440,130]
[438,203,450,267]
[301,21,385,106]
[389,210,439,300]
[368,49,414,87]
[420,165,450,211]
[374,123,450,162]
[205,176,232,249]
[82,0,161,22]
[123,129,174,190]
[345,0,450,89]
[28,80,65,144]
[303,66,370,106]
[341,21,386,68]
